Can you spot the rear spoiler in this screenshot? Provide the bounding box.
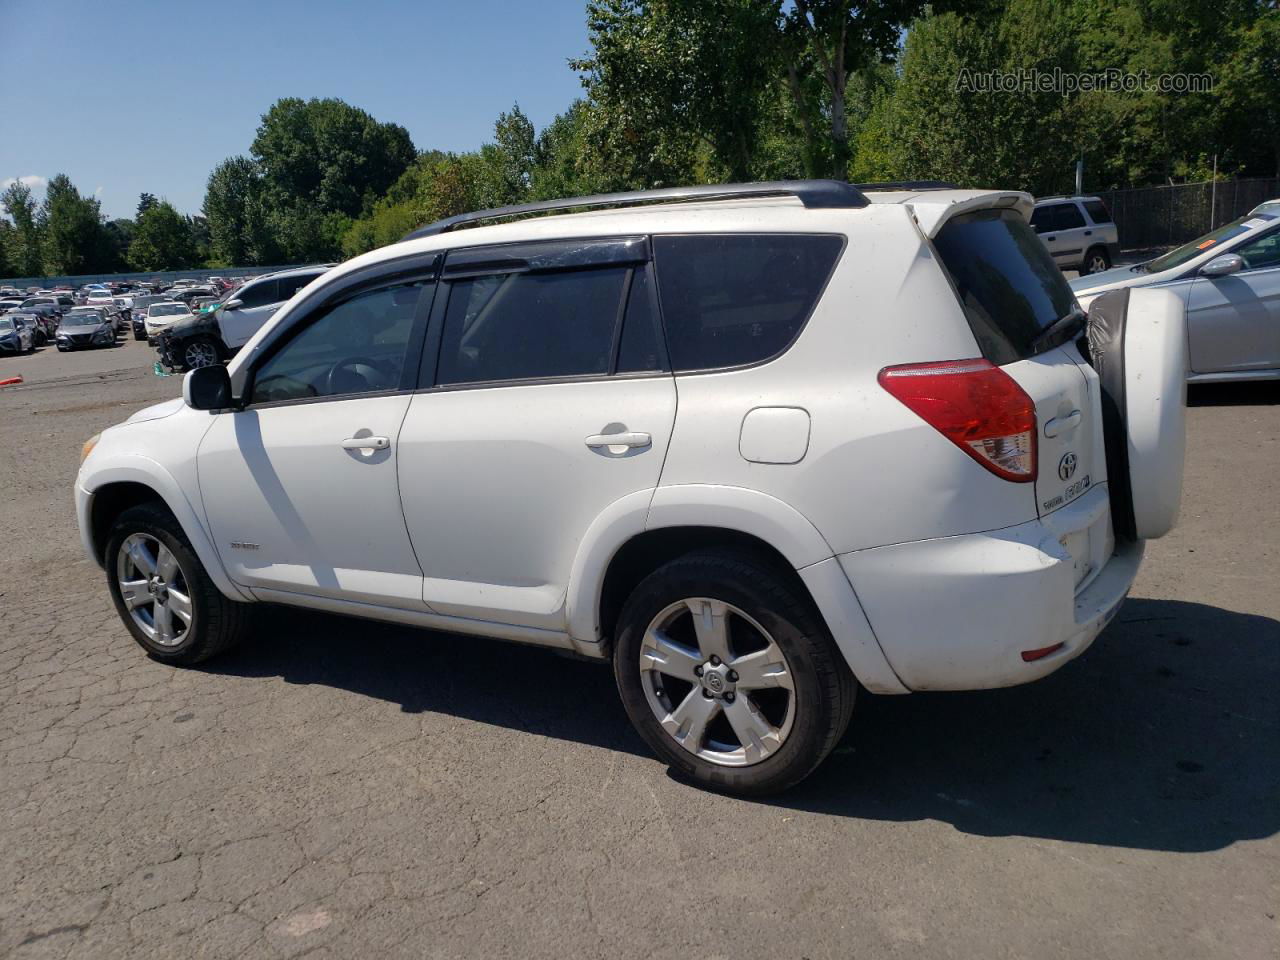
[911,192,1034,238]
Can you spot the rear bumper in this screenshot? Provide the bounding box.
[839,487,1141,691]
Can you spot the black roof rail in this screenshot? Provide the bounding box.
[853,180,959,192]
[401,179,869,241]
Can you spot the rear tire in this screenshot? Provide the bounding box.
[1081,246,1111,275]
[104,502,252,665]
[613,549,855,795]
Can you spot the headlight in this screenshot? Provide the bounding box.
[80,433,101,465]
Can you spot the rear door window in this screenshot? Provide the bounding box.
[436,268,628,386]
[652,234,843,372]
[933,208,1079,364]
[238,278,279,308]
[1056,203,1086,230]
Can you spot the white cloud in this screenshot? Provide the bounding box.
[94,185,103,198]
[0,174,49,192]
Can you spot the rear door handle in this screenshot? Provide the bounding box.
[1044,410,1082,437]
[1084,229,1093,236]
[342,436,390,451]
[585,431,651,449]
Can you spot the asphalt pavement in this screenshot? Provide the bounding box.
[1,335,1277,960]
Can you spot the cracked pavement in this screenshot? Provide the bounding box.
[1,340,1278,959]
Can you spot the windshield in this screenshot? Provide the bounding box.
[0,319,13,330]
[149,303,188,317]
[933,208,1080,364]
[22,298,51,307]
[1146,212,1280,273]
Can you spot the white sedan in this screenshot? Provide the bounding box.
[143,302,193,339]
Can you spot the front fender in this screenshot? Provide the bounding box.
[77,455,251,602]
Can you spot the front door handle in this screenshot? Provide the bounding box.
[342,435,390,451]
[1044,410,1082,437]
[1084,230,1093,236]
[585,431,651,449]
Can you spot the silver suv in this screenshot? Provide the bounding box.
[1031,196,1120,275]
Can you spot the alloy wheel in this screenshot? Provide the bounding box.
[638,598,797,767]
[184,341,218,368]
[1087,253,1109,274]
[116,533,194,647]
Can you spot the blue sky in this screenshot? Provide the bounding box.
[0,0,590,221]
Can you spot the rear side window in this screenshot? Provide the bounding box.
[652,234,843,372]
[437,268,627,385]
[238,278,279,308]
[933,208,1079,365]
[1083,200,1112,224]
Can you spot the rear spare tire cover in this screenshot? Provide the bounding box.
[1086,287,1186,540]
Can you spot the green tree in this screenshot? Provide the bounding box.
[2,181,44,276]
[128,201,196,270]
[1218,8,1280,176]
[204,157,263,266]
[853,1,1080,194]
[575,0,970,182]
[136,192,159,217]
[529,100,614,199]
[251,97,416,219]
[41,174,108,275]
[494,104,537,199]
[102,219,135,271]
[0,219,12,278]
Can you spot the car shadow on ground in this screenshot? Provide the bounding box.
[779,597,1280,853]
[207,596,1278,853]
[1189,381,1279,406]
[208,605,649,758]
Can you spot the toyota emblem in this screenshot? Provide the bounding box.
[1058,452,1078,481]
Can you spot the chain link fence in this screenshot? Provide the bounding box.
[1096,177,1280,251]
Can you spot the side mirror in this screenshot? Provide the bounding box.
[183,364,234,411]
[224,299,243,310]
[1200,253,1244,278]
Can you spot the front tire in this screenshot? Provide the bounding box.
[613,549,855,795]
[104,502,251,665]
[182,337,222,370]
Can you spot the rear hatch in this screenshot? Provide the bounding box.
[931,206,1108,584]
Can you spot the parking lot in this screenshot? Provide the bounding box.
[1,338,1276,959]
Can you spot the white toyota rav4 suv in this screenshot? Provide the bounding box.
[76,181,1187,794]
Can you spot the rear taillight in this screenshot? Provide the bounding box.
[878,358,1037,483]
